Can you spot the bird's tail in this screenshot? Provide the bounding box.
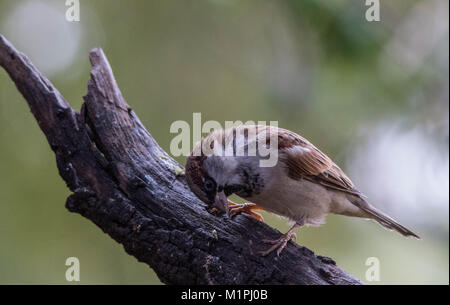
[352,198,420,239]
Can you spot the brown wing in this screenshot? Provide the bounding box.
[276,128,362,197]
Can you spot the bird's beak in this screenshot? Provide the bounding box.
[214,191,229,216]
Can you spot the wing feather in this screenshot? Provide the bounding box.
[276,128,362,197]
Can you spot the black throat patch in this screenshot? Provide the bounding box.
[234,165,263,198]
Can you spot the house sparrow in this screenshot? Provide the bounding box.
[185,125,419,256]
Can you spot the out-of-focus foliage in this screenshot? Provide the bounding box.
[0,0,448,284]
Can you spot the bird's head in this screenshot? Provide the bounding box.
[185,130,249,215]
[186,153,244,215]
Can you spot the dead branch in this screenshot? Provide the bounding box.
[0,35,362,285]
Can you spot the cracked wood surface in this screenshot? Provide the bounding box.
[0,35,363,285]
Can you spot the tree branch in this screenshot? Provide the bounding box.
[0,35,362,285]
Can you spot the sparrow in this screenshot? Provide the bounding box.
[185,125,419,256]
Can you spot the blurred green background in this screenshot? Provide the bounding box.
[0,0,448,284]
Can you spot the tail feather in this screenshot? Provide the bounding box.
[352,198,420,239]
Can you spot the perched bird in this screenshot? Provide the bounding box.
[185,125,419,256]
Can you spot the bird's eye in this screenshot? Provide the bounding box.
[204,178,216,192]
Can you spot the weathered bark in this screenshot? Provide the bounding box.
[0,35,362,285]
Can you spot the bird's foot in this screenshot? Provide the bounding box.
[259,231,297,257]
[228,201,264,222]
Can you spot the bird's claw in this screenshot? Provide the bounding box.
[259,232,297,257]
[227,201,264,222]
